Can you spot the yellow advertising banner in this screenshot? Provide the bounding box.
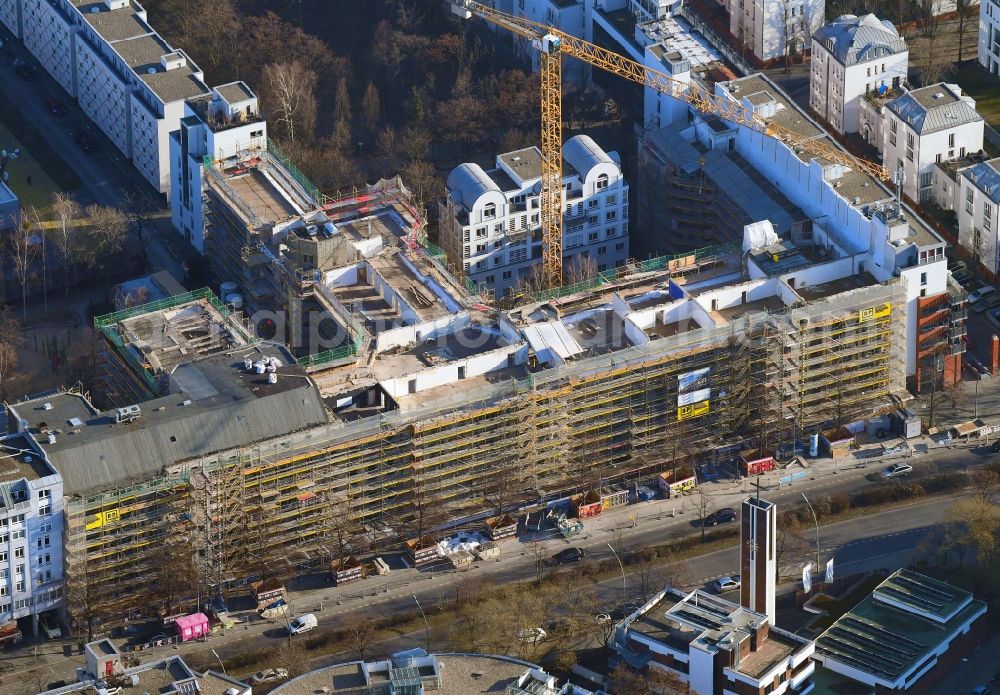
[677,400,710,421]
[858,303,891,322]
[85,508,121,531]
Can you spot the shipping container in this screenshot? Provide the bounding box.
[485,514,518,541]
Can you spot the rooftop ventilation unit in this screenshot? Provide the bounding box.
[104,0,129,10]
[114,405,142,423]
[160,52,186,71]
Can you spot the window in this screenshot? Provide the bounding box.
[11,515,23,525]
[502,271,512,280]
[949,133,955,147]
[493,255,503,266]
[588,198,599,209]
[936,153,942,163]
[476,243,487,254]
[986,203,994,225]
[606,210,617,222]
[616,242,626,251]
[0,552,6,563]
[476,261,485,270]
[867,67,871,77]
[0,586,7,598]
[588,231,599,242]
[14,547,24,559]
[494,224,503,234]
[606,226,617,237]
[475,227,487,238]
[920,272,927,285]
[37,490,50,499]
[11,530,24,540]
[483,203,496,220]
[606,194,617,206]
[920,171,932,187]
[493,241,501,250]
[967,187,975,215]
[15,581,23,592]
[485,275,495,284]
[890,118,897,134]
[598,246,607,255]
[36,536,49,549]
[595,173,609,190]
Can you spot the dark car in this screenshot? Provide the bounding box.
[72,124,97,152]
[13,59,37,81]
[702,508,737,526]
[43,95,67,116]
[551,547,586,564]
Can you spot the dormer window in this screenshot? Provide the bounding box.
[483,203,496,220]
[596,173,609,190]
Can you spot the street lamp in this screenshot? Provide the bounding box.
[607,543,626,598]
[800,493,820,572]
[413,594,430,652]
[211,649,227,677]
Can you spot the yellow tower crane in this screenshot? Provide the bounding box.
[449,0,889,289]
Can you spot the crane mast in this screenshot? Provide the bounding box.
[449,0,889,289]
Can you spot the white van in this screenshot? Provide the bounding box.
[289,613,318,635]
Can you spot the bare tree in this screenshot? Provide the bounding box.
[695,488,716,543]
[52,192,81,297]
[67,559,108,641]
[956,0,980,62]
[334,76,351,126]
[0,307,19,401]
[565,254,599,285]
[154,539,198,616]
[275,640,309,678]
[377,126,399,170]
[348,617,378,661]
[529,541,550,585]
[362,81,382,136]
[610,665,689,694]
[9,209,36,319]
[262,61,318,144]
[82,204,128,272]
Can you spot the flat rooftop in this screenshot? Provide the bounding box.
[796,272,879,301]
[563,309,631,355]
[815,569,986,683]
[498,147,542,183]
[714,295,787,322]
[226,170,301,226]
[79,1,149,42]
[373,326,507,381]
[0,433,52,483]
[8,345,329,496]
[272,655,529,695]
[644,15,724,69]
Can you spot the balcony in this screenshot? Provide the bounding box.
[950,307,968,323]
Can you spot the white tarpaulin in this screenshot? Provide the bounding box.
[743,220,779,252]
[825,558,834,584]
[803,563,813,593]
[678,387,711,407]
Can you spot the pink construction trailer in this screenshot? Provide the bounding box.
[174,613,209,642]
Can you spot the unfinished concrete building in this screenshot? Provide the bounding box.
[4,71,965,634]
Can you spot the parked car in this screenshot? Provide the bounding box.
[551,547,586,565]
[974,296,1000,314]
[517,627,546,644]
[13,59,37,81]
[953,271,974,286]
[251,668,289,684]
[43,95,67,116]
[713,575,741,593]
[71,124,97,152]
[969,286,997,304]
[881,462,913,479]
[288,613,317,635]
[701,507,737,526]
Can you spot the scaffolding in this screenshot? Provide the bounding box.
[70,270,910,630]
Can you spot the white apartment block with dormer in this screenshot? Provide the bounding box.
[727,0,823,62]
[957,159,1000,275]
[979,0,1000,76]
[441,135,629,297]
[0,0,212,195]
[0,433,64,636]
[883,83,985,203]
[810,14,908,135]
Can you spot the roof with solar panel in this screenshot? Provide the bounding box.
[814,569,987,686]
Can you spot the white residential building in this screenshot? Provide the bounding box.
[727,0,823,62]
[979,0,1000,76]
[0,433,64,636]
[440,135,629,297]
[957,158,1000,274]
[883,83,984,202]
[0,0,214,195]
[810,14,908,135]
[170,82,268,253]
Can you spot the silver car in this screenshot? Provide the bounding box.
[881,462,913,479]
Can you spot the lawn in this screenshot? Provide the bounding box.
[0,118,60,214]
[954,62,1000,128]
[0,87,80,215]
